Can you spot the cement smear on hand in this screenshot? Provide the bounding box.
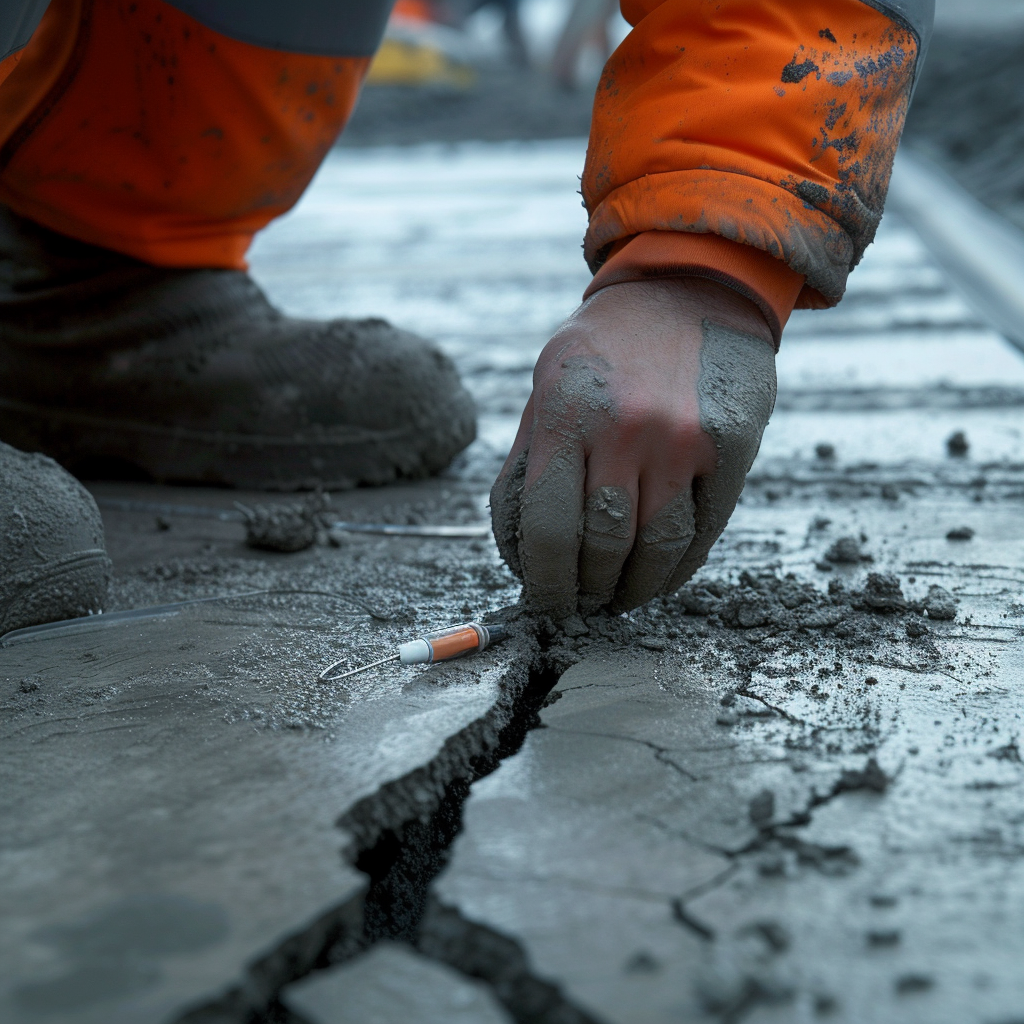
[490,354,616,616]
[490,449,528,581]
[610,489,695,612]
[578,485,632,612]
[666,322,777,591]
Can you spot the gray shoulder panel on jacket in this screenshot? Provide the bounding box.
[1,0,50,64]
[858,0,935,51]
[163,0,396,58]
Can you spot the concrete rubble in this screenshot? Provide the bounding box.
[5,110,1024,1022]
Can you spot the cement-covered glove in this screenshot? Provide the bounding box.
[491,278,776,619]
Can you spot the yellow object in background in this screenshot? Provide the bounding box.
[366,37,476,88]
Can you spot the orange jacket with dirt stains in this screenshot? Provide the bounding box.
[0,0,932,342]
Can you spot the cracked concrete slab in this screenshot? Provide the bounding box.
[281,941,512,1024]
[0,481,529,1024]
[424,517,1024,1022]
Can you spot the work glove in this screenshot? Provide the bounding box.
[491,277,777,619]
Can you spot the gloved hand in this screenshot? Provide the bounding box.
[491,277,777,619]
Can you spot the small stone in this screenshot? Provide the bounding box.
[834,757,890,794]
[867,929,901,947]
[716,711,738,727]
[905,619,929,639]
[679,586,715,615]
[758,853,786,877]
[946,430,969,457]
[946,526,974,541]
[895,974,934,995]
[815,442,836,460]
[880,483,899,501]
[814,993,839,1016]
[155,515,172,531]
[638,637,666,651]
[624,951,661,974]
[860,572,906,613]
[825,536,867,564]
[923,585,957,621]
[18,678,39,693]
[987,739,1022,763]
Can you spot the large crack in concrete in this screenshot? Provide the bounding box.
[173,652,567,1024]
[419,900,603,1024]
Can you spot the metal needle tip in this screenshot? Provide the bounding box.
[319,652,400,682]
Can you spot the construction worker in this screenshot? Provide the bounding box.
[0,0,931,632]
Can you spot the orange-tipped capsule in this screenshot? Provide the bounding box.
[399,621,507,665]
[319,621,508,682]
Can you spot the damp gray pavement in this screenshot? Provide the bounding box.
[5,136,1024,1024]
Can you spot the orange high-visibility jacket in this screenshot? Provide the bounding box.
[0,0,932,342]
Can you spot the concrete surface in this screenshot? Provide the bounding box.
[282,942,512,1024]
[0,560,527,1022]
[4,136,1024,1023]
[1,471,531,1022]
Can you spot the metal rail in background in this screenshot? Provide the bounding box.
[888,150,1024,355]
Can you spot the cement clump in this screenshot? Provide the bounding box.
[239,494,329,553]
[823,535,870,564]
[923,584,957,621]
[946,430,969,457]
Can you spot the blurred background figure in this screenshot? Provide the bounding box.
[459,0,530,67]
[550,0,618,90]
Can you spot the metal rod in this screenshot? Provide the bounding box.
[319,652,401,682]
[94,498,490,538]
[327,521,490,538]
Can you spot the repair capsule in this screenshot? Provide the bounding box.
[398,621,508,665]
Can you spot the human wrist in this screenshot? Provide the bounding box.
[585,276,775,353]
[584,231,804,348]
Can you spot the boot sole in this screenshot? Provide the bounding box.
[1,549,112,636]
[0,398,467,491]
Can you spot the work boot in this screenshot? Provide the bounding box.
[0,207,476,490]
[0,441,111,634]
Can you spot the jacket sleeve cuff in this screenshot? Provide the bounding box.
[582,230,806,349]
